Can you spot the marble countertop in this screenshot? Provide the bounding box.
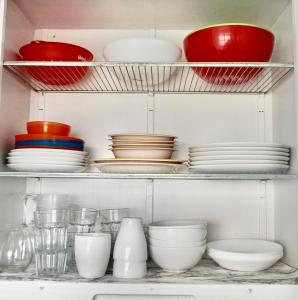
[0,259,297,285]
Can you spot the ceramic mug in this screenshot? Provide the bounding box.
[75,233,111,279]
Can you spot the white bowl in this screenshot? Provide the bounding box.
[207,239,283,272]
[111,144,175,149]
[112,148,174,159]
[149,219,207,242]
[103,37,182,63]
[149,244,206,272]
[149,237,206,248]
[110,133,176,142]
[113,259,146,279]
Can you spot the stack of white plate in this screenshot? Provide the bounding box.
[188,142,290,174]
[7,148,88,172]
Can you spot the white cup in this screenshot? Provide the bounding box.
[113,217,147,261]
[75,233,111,279]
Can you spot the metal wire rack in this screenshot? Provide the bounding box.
[3,61,293,94]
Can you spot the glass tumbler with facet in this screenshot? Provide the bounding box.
[33,209,69,277]
[67,208,98,266]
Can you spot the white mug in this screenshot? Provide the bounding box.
[113,217,147,261]
[75,233,111,279]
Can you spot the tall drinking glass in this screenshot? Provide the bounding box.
[67,208,98,266]
[34,209,69,277]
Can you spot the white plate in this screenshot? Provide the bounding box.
[189,160,289,165]
[8,159,86,166]
[190,142,289,148]
[112,148,174,159]
[110,133,176,141]
[7,156,87,163]
[189,147,289,153]
[189,154,290,161]
[9,148,88,156]
[207,239,283,272]
[7,163,86,172]
[93,162,184,174]
[189,164,289,174]
[189,150,290,157]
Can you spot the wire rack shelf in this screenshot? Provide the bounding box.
[3,61,293,94]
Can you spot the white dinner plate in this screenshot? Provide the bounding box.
[189,147,289,153]
[7,159,86,166]
[189,164,289,174]
[189,154,290,161]
[9,148,88,156]
[190,142,289,148]
[7,156,87,163]
[189,150,290,157]
[189,160,288,165]
[93,162,185,174]
[7,163,86,172]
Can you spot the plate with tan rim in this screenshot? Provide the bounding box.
[91,158,186,164]
[109,133,176,141]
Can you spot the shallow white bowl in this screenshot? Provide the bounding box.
[110,133,176,142]
[112,148,174,159]
[149,244,206,272]
[207,239,283,272]
[149,219,207,242]
[149,237,206,248]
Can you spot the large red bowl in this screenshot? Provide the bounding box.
[183,24,274,85]
[19,41,93,85]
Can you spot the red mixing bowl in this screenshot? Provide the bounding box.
[27,121,71,136]
[19,41,93,85]
[183,24,274,85]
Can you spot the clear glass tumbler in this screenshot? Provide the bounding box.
[99,208,129,242]
[67,208,98,266]
[33,209,69,277]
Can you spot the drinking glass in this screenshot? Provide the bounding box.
[33,209,69,277]
[67,208,98,266]
[99,208,129,241]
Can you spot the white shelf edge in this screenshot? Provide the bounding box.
[0,172,296,180]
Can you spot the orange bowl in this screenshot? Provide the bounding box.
[27,121,71,136]
[183,23,274,85]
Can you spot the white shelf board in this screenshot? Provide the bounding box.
[0,172,295,180]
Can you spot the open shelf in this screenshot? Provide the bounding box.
[3,61,293,94]
[0,171,295,180]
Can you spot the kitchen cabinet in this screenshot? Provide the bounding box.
[0,0,298,299]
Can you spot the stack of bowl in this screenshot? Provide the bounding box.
[7,121,88,172]
[148,219,207,272]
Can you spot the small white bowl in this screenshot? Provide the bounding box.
[149,244,206,272]
[112,148,174,159]
[149,219,207,242]
[113,259,146,279]
[207,239,283,272]
[149,237,206,248]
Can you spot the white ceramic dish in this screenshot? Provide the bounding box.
[149,219,207,229]
[189,150,290,157]
[9,149,88,156]
[189,147,289,153]
[93,162,184,174]
[207,239,283,272]
[111,144,175,149]
[7,155,87,163]
[111,140,175,145]
[91,158,185,164]
[189,155,290,161]
[189,164,289,174]
[7,159,86,166]
[149,244,206,272]
[110,133,176,142]
[149,237,206,248]
[7,163,86,172]
[112,148,174,159]
[189,160,288,165]
[103,37,182,86]
[190,142,289,148]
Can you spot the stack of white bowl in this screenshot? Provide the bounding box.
[148,219,207,272]
[188,142,290,174]
[7,148,88,172]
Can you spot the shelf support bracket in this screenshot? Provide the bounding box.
[147,93,155,134]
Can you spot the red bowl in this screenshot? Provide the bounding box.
[19,41,93,86]
[183,24,274,85]
[15,134,83,143]
[27,121,71,136]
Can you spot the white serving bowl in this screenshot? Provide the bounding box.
[207,239,283,272]
[149,244,206,272]
[149,237,206,248]
[110,134,176,142]
[112,148,174,159]
[149,219,207,242]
